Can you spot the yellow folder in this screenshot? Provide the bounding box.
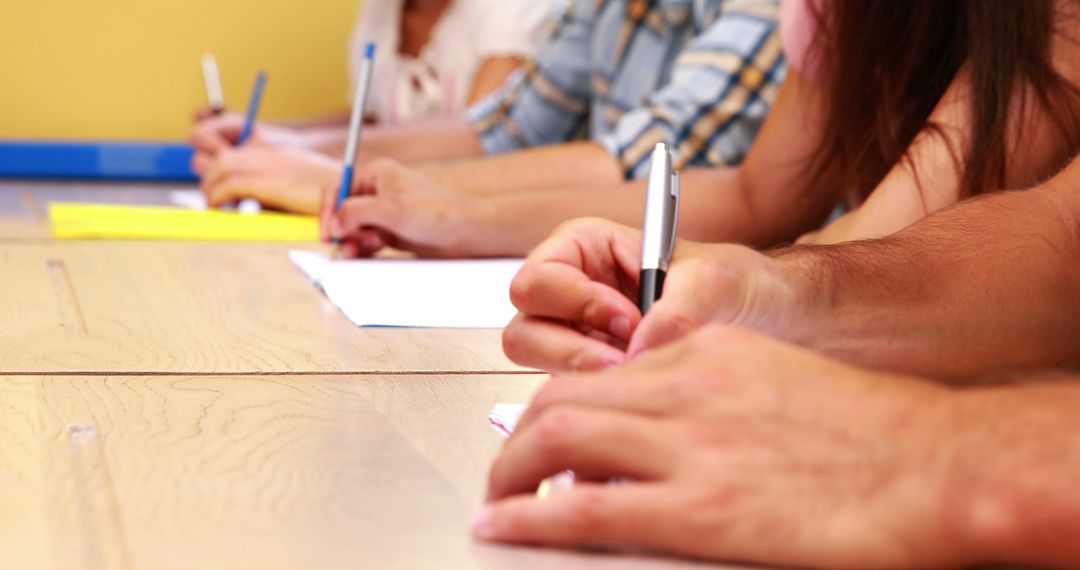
[48,203,319,242]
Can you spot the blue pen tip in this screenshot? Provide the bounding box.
[365,42,377,59]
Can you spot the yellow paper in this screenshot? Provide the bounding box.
[48,203,319,242]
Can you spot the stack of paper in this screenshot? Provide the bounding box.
[290,250,524,328]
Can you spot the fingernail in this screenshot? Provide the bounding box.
[610,315,632,340]
[471,506,495,539]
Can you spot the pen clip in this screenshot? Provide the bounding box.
[666,171,680,262]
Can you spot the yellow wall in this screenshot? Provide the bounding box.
[0,0,361,140]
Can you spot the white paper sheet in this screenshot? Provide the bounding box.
[489,403,578,494]
[489,403,528,437]
[168,190,208,211]
[290,250,524,328]
[169,190,262,214]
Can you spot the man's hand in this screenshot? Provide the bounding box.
[319,159,492,258]
[193,145,340,215]
[502,218,800,372]
[478,325,976,569]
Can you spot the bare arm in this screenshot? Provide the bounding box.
[271,114,350,130]
[463,67,841,251]
[779,154,1080,379]
[495,155,1080,380]
[326,56,526,163]
[467,56,527,104]
[418,141,624,197]
[354,116,485,164]
[812,16,1080,245]
[196,62,509,162]
[465,166,813,256]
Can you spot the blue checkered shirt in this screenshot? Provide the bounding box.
[467,0,786,179]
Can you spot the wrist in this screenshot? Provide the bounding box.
[302,128,345,155]
[755,246,826,345]
[452,194,501,257]
[939,390,1037,567]
[869,386,994,569]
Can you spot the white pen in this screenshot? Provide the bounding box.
[337,42,376,208]
[331,42,377,250]
[201,53,226,115]
[638,142,680,315]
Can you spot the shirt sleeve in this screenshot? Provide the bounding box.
[466,0,595,155]
[598,0,787,179]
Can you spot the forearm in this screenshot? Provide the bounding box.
[777,162,1080,380]
[272,113,349,130]
[466,56,527,104]
[419,142,624,197]
[462,165,834,256]
[263,117,350,157]
[948,378,1080,568]
[302,126,349,157]
[355,117,484,165]
[812,65,1078,246]
[464,185,647,257]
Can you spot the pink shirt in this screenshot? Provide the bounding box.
[780,0,824,80]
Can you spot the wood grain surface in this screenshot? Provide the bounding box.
[0,183,756,570]
[0,182,190,240]
[0,242,523,374]
[1,374,745,570]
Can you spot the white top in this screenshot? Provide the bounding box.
[348,0,558,125]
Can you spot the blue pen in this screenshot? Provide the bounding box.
[333,43,376,244]
[237,71,268,146]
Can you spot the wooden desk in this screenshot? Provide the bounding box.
[0,182,746,569]
[0,373,739,570]
[0,181,189,240]
[0,242,522,374]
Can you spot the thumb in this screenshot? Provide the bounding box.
[625,293,712,359]
[625,259,742,358]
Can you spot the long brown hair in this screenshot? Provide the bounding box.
[809,0,1080,204]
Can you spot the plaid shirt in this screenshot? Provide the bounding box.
[468,0,785,179]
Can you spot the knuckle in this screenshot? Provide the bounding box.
[527,376,571,412]
[508,264,542,309]
[565,490,613,533]
[500,318,529,362]
[566,346,606,372]
[579,294,611,329]
[679,486,735,536]
[532,407,581,454]
[552,217,605,237]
